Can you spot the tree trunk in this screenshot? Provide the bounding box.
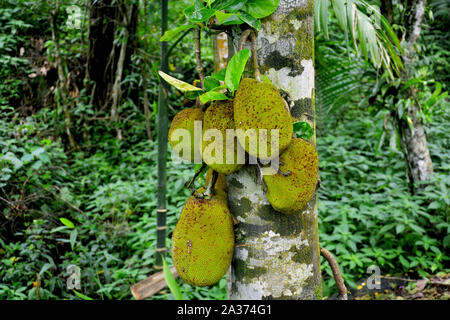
[86,0,138,110]
[227,0,321,300]
[51,3,77,150]
[86,0,118,109]
[398,0,433,191]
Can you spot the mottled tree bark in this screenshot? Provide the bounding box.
[227,0,321,300]
[398,0,433,192]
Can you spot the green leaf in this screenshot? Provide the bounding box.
[316,0,329,39]
[39,263,54,276]
[204,76,221,91]
[185,90,203,100]
[158,71,204,93]
[399,255,409,268]
[70,229,77,250]
[225,49,250,94]
[242,0,279,19]
[160,25,197,42]
[443,235,450,248]
[185,5,216,23]
[73,290,93,300]
[293,122,314,140]
[236,10,261,30]
[221,13,244,25]
[162,257,184,300]
[60,217,74,229]
[211,68,226,81]
[204,0,215,7]
[199,90,228,104]
[428,201,440,209]
[213,0,247,12]
[215,11,233,24]
[379,224,394,234]
[396,224,405,234]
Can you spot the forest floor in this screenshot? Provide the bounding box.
[340,272,450,300]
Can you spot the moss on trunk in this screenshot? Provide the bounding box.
[228,0,321,300]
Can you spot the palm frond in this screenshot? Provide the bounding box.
[315,0,404,77]
[431,0,450,22]
[315,40,376,114]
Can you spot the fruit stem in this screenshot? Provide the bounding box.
[195,29,205,91]
[238,29,261,82]
[185,162,207,192]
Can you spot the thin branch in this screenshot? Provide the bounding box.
[195,29,205,90]
[185,163,207,191]
[166,28,193,59]
[320,247,348,300]
[238,29,261,81]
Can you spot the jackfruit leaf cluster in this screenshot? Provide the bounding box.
[158,48,250,104]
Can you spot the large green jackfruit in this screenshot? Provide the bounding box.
[171,189,234,286]
[234,78,293,160]
[263,138,319,214]
[168,108,203,162]
[201,100,244,174]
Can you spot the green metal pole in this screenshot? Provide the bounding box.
[155,0,168,270]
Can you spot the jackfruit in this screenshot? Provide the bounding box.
[171,189,234,286]
[263,138,319,214]
[234,78,293,160]
[168,108,203,162]
[201,100,244,174]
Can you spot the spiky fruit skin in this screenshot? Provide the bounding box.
[171,190,234,286]
[263,138,319,214]
[201,100,244,174]
[168,108,204,162]
[234,78,293,160]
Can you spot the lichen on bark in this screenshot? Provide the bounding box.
[227,0,321,300]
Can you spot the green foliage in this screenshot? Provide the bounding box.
[0,114,227,300]
[315,0,403,77]
[224,49,250,94]
[293,121,314,140]
[162,257,184,300]
[1,0,449,302]
[181,0,278,30]
[158,48,250,104]
[318,106,450,296]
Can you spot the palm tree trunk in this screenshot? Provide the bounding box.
[228,0,322,300]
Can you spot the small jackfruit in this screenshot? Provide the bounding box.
[168,108,203,162]
[263,138,319,214]
[201,100,244,174]
[234,78,293,160]
[171,189,234,286]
